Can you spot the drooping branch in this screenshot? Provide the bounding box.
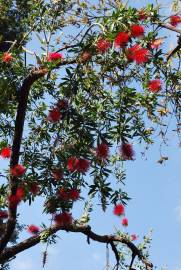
[0,224,153,270]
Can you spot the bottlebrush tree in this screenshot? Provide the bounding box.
[0,0,180,269]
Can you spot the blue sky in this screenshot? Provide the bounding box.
[0,0,181,269]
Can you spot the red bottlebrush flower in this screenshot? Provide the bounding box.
[170,15,181,26]
[47,107,61,122]
[148,79,162,93]
[68,189,80,201]
[30,182,40,195]
[54,213,62,225]
[150,38,164,49]
[54,212,73,226]
[131,234,138,241]
[61,212,73,225]
[1,52,13,63]
[96,38,111,53]
[138,9,148,20]
[10,164,26,177]
[0,210,8,219]
[120,143,135,160]
[67,157,80,172]
[47,52,63,62]
[8,194,21,208]
[67,157,90,173]
[126,44,141,61]
[58,187,69,201]
[96,143,109,159]
[77,158,90,173]
[114,32,130,48]
[130,25,145,38]
[133,47,150,64]
[122,217,128,227]
[127,45,150,64]
[0,147,11,158]
[52,169,63,180]
[80,51,92,63]
[16,186,25,200]
[27,224,40,235]
[56,99,68,110]
[113,204,125,216]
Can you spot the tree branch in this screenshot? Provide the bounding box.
[0,68,47,254]
[129,253,136,270]
[110,242,119,270]
[0,59,77,254]
[0,224,153,270]
[157,22,181,34]
[167,35,181,60]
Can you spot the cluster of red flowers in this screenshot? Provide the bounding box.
[47,52,63,62]
[0,210,8,219]
[67,157,90,173]
[96,143,109,160]
[54,212,73,226]
[113,205,139,241]
[1,147,39,203]
[27,225,40,235]
[96,23,155,65]
[0,147,11,159]
[113,206,138,240]
[170,15,181,26]
[119,143,135,160]
[10,164,26,177]
[58,188,80,201]
[98,24,146,52]
[113,204,128,227]
[1,52,13,63]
